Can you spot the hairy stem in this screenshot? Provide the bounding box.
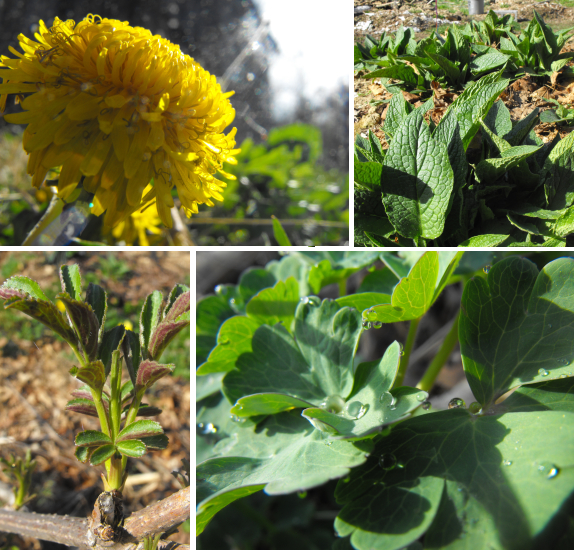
[394,317,421,387]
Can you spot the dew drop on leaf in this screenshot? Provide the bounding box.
[560,374,567,379]
[366,307,378,322]
[372,321,383,329]
[422,401,432,411]
[362,319,372,330]
[346,401,368,419]
[323,395,345,413]
[416,392,427,402]
[214,285,224,295]
[448,398,465,409]
[379,392,395,408]
[379,454,397,470]
[483,265,491,274]
[468,402,482,415]
[229,414,246,424]
[196,422,218,435]
[536,461,559,479]
[503,460,512,466]
[538,368,549,377]
[297,491,307,499]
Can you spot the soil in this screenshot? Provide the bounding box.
[354,0,574,146]
[0,252,190,549]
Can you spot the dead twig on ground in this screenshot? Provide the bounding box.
[0,486,190,549]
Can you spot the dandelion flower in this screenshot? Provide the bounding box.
[0,14,239,228]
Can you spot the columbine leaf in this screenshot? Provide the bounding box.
[75,430,112,447]
[69,360,106,395]
[116,439,146,458]
[135,360,174,392]
[148,318,190,361]
[459,256,574,408]
[382,109,454,240]
[335,409,574,550]
[90,444,116,465]
[116,419,163,442]
[362,252,463,324]
[140,290,163,358]
[196,411,370,535]
[59,264,82,301]
[230,394,315,417]
[57,293,99,361]
[244,278,300,330]
[86,283,107,343]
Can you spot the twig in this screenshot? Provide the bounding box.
[0,487,190,549]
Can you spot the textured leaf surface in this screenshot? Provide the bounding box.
[69,360,106,394]
[90,444,116,465]
[117,419,163,441]
[58,293,99,361]
[197,411,370,532]
[1,276,48,301]
[140,290,163,357]
[459,256,574,407]
[75,430,112,447]
[59,264,82,301]
[223,300,362,406]
[543,131,574,209]
[116,439,146,457]
[382,110,453,239]
[335,409,574,550]
[86,283,107,342]
[135,360,174,391]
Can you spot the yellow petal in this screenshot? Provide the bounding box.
[126,158,151,206]
[80,133,113,176]
[123,123,150,178]
[65,92,104,121]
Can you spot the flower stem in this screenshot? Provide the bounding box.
[394,317,421,387]
[416,310,460,393]
[21,194,64,246]
[121,388,145,473]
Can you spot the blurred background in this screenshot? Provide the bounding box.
[0,251,190,549]
[0,0,349,246]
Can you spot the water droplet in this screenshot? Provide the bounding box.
[301,296,320,307]
[536,461,559,479]
[297,491,307,499]
[325,440,332,446]
[196,422,218,435]
[214,285,224,295]
[503,460,512,466]
[323,395,345,414]
[547,323,552,329]
[366,307,378,322]
[468,402,482,415]
[380,392,397,410]
[235,403,243,411]
[422,401,432,411]
[379,454,397,470]
[538,368,549,377]
[448,398,466,409]
[229,298,236,306]
[230,414,246,424]
[560,374,567,379]
[416,392,427,402]
[483,265,491,274]
[372,321,383,329]
[362,320,372,330]
[345,401,367,419]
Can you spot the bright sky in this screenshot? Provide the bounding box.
[252,0,349,118]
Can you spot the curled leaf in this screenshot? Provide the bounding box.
[135,360,174,392]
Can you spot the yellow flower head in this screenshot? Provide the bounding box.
[0,14,239,228]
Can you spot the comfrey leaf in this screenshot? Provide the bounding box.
[382,109,454,240]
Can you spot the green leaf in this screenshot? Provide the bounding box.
[459,256,574,407]
[230,393,315,416]
[74,446,92,463]
[139,290,163,358]
[99,325,126,378]
[197,411,370,533]
[363,252,462,324]
[90,444,116,465]
[140,433,169,449]
[458,234,514,247]
[470,49,510,74]
[496,377,574,413]
[116,419,163,442]
[302,342,427,439]
[148,316,190,361]
[382,110,453,239]
[543,130,574,209]
[86,283,107,343]
[196,293,237,365]
[65,398,99,417]
[271,215,292,246]
[223,300,362,408]
[59,264,82,301]
[69,360,106,395]
[116,439,146,458]
[335,476,444,550]
[57,293,99,361]
[336,292,392,313]
[1,276,48,301]
[164,284,190,321]
[384,92,412,140]
[122,329,141,388]
[354,161,383,192]
[437,70,509,151]
[75,430,112,447]
[0,291,77,344]
[245,278,299,330]
[335,409,574,549]
[555,205,574,238]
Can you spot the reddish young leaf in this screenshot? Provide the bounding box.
[164,291,190,322]
[58,293,99,361]
[65,398,100,417]
[135,360,174,391]
[148,319,189,361]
